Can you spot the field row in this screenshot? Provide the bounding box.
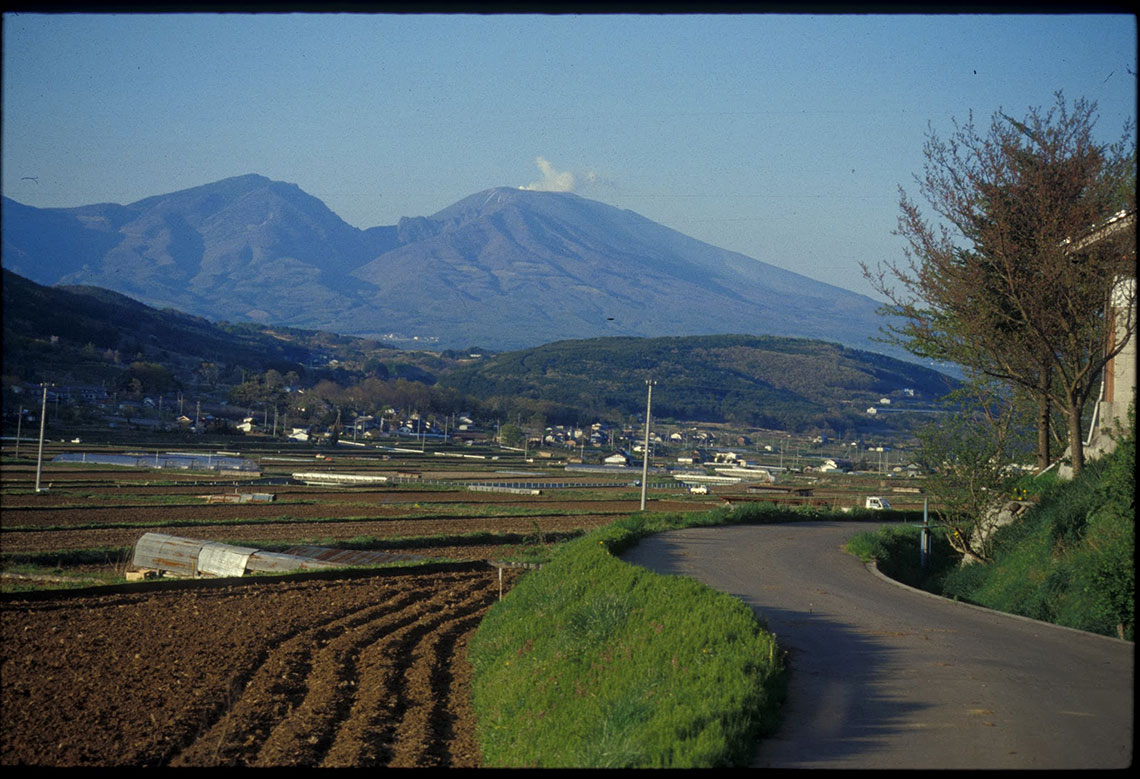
[2,567,521,766]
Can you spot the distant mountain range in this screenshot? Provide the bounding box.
[2,174,893,353]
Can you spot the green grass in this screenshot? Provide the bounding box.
[468,503,791,768]
[944,450,1134,639]
[846,522,962,594]
[852,418,1134,641]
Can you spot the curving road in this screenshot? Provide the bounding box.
[620,521,1134,769]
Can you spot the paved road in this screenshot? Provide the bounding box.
[620,521,1134,769]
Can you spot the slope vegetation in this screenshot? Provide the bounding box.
[439,334,958,433]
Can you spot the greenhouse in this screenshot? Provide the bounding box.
[52,451,258,472]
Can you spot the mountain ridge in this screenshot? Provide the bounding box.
[2,174,894,355]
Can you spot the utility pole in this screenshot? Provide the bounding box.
[921,498,931,569]
[34,384,50,493]
[15,406,23,458]
[640,380,656,511]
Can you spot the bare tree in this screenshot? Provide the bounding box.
[865,93,1136,476]
[915,381,1032,564]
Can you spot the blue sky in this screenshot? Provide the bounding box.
[2,12,1136,299]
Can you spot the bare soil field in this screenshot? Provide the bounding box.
[0,514,630,555]
[0,494,703,556]
[2,565,521,766]
[1,452,712,767]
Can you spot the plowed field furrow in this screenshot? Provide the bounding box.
[0,490,586,508]
[1,499,697,529]
[401,609,492,767]
[115,585,433,767]
[0,515,625,553]
[252,577,495,767]
[170,588,428,767]
[2,569,518,767]
[318,582,496,767]
[1,504,424,527]
[251,595,449,766]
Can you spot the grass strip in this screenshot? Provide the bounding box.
[468,502,796,768]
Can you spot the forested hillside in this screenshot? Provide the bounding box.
[3,271,958,437]
[437,335,958,434]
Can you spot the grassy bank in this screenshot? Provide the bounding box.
[847,416,1134,641]
[468,503,792,768]
[845,521,962,594]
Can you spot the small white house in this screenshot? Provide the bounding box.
[604,453,631,466]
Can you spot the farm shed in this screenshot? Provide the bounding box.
[130,533,341,579]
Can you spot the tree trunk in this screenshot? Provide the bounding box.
[1036,392,1051,471]
[1066,398,1085,476]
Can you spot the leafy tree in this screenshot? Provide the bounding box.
[125,361,180,395]
[263,369,284,391]
[499,423,525,448]
[865,93,1136,475]
[227,371,288,411]
[198,361,220,389]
